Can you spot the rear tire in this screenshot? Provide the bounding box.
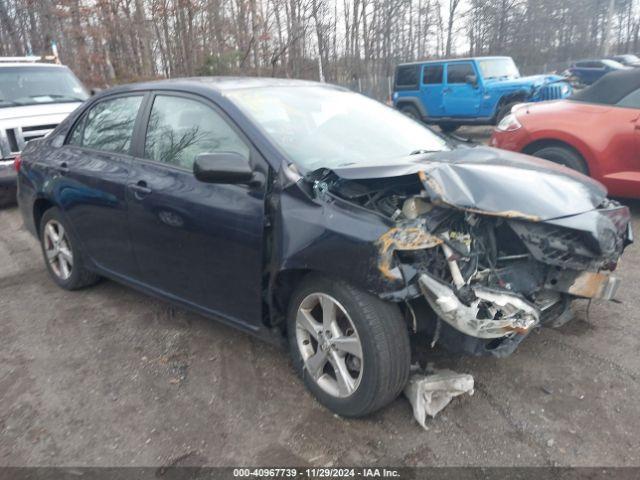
[399,104,422,121]
[530,145,588,175]
[287,274,411,417]
[39,207,100,290]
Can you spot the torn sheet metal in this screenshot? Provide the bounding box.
[404,369,475,426]
[418,273,540,338]
[546,270,621,300]
[376,225,442,280]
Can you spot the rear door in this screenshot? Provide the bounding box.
[126,92,268,328]
[56,93,145,277]
[419,64,445,117]
[443,62,482,117]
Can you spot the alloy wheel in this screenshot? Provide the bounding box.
[295,292,364,398]
[43,219,73,281]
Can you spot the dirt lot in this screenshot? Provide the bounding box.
[1,129,640,467]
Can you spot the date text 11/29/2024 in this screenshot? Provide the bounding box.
[232,468,401,478]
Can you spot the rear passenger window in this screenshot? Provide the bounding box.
[447,63,475,84]
[617,88,640,108]
[144,95,249,169]
[423,65,443,84]
[68,95,143,154]
[396,66,418,88]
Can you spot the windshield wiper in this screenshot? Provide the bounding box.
[409,149,440,155]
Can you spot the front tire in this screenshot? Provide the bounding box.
[39,207,100,290]
[530,145,588,175]
[287,274,411,417]
[439,123,460,134]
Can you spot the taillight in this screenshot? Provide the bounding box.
[13,154,22,172]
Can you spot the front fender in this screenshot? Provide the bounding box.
[272,186,397,296]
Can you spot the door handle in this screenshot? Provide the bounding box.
[443,88,451,94]
[128,180,152,198]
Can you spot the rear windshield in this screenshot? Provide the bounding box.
[569,69,640,106]
[395,65,419,89]
[0,66,88,108]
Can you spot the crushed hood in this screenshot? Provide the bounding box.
[320,146,607,221]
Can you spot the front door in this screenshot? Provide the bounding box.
[609,89,640,196]
[419,64,445,117]
[126,93,267,328]
[443,62,482,118]
[55,94,144,277]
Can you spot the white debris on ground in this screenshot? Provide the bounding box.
[403,368,475,428]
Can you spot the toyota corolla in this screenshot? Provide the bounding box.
[16,78,632,417]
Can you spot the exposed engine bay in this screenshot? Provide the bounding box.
[307,156,632,357]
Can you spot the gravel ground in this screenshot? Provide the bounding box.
[1,130,639,467]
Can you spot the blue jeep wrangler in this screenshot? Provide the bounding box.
[392,56,572,132]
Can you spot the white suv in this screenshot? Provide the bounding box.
[0,61,88,194]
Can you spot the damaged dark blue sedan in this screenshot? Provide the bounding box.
[16,78,632,417]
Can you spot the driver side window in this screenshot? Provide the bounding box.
[144,95,249,169]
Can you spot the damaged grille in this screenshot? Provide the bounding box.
[537,228,593,265]
[509,222,597,271]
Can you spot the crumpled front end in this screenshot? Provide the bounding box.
[312,159,632,358]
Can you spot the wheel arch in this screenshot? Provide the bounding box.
[33,197,56,236]
[268,268,313,331]
[493,90,529,119]
[395,97,428,119]
[267,267,409,334]
[522,138,592,175]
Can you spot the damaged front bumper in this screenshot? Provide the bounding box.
[390,204,631,358]
[547,269,621,301]
[418,273,539,339]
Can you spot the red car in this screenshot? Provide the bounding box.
[490,69,640,198]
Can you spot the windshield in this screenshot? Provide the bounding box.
[0,66,88,108]
[602,59,626,69]
[477,58,520,80]
[226,86,449,171]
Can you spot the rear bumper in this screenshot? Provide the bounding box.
[0,159,16,187]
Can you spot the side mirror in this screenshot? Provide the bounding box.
[193,152,254,184]
[465,74,478,87]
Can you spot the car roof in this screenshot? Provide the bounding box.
[570,68,640,104]
[397,56,512,67]
[100,76,336,96]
